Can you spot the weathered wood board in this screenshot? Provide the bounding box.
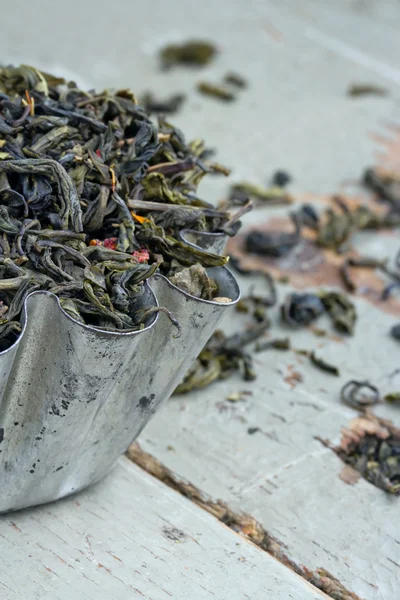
[0,458,327,600]
[138,293,400,600]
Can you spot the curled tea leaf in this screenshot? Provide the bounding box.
[340,256,385,293]
[309,351,340,376]
[318,290,356,335]
[281,293,325,327]
[135,306,182,338]
[340,380,380,409]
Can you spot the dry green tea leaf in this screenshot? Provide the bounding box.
[0,63,242,349]
[197,82,235,102]
[160,41,217,69]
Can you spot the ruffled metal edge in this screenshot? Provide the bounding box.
[0,229,239,356]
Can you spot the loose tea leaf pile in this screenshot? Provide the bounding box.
[0,64,242,350]
[338,415,400,495]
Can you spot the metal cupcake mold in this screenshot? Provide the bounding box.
[0,230,239,513]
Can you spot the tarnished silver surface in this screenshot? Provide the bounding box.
[0,231,239,512]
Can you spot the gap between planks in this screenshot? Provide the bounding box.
[127,442,364,600]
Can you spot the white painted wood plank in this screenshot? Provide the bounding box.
[281,0,400,75]
[0,458,326,600]
[139,287,400,600]
[241,450,400,600]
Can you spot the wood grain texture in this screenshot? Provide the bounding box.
[139,286,400,600]
[119,2,400,599]
[138,282,400,599]
[0,458,327,600]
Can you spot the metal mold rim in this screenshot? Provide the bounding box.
[0,228,239,356]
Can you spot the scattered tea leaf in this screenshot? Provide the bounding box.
[224,72,247,88]
[141,92,186,114]
[281,293,325,327]
[277,275,290,284]
[295,349,309,357]
[340,380,380,409]
[340,256,385,293]
[295,203,319,229]
[347,84,388,97]
[160,40,217,69]
[197,82,235,102]
[391,323,400,340]
[309,351,340,376]
[381,281,400,301]
[364,166,400,206]
[247,427,260,435]
[255,337,290,352]
[245,217,300,258]
[318,291,356,335]
[235,281,276,323]
[311,327,327,337]
[384,392,400,403]
[174,321,269,394]
[231,181,293,205]
[271,170,292,187]
[315,195,400,252]
[316,201,353,250]
[226,390,251,403]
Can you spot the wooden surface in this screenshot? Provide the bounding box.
[138,296,400,600]
[0,458,327,600]
[1,0,400,598]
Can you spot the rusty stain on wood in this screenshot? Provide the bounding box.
[284,365,304,389]
[227,204,400,316]
[9,521,22,533]
[339,465,361,486]
[107,551,123,563]
[261,19,284,42]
